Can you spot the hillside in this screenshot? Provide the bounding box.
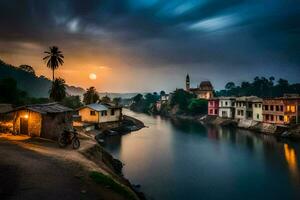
[0,59,85,98]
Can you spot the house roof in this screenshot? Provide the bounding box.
[0,104,13,114]
[9,103,73,114]
[236,96,262,102]
[84,103,109,112]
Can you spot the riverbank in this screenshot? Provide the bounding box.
[142,108,300,140]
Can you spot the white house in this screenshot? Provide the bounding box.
[235,96,261,120]
[218,97,236,118]
[78,103,122,124]
[252,98,263,122]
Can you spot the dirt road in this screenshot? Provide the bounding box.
[0,136,131,200]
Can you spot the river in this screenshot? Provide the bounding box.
[103,110,300,200]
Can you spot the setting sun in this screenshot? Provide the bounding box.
[89,73,97,80]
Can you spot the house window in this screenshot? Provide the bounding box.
[264,105,268,111]
[291,106,296,113]
[255,104,257,108]
[266,115,269,120]
[280,106,283,111]
[232,102,235,107]
[284,115,289,122]
[90,111,96,116]
[270,105,274,111]
[111,109,115,116]
[270,115,274,121]
[209,109,213,114]
[241,110,244,116]
[259,104,261,108]
[249,103,252,108]
[225,101,228,106]
[257,114,259,119]
[279,116,284,121]
[286,105,290,112]
[214,109,218,115]
[101,111,107,116]
[276,105,279,111]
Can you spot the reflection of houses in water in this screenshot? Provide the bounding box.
[284,144,299,183]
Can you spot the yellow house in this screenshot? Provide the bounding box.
[78,103,122,124]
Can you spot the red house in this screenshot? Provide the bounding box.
[208,98,219,116]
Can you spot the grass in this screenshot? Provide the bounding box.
[89,171,136,200]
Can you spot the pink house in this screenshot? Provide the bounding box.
[208,98,219,116]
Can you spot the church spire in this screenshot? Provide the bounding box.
[186,74,190,90]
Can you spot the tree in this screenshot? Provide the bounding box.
[43,46,64,81]
[112,97,121,106]
[0,77,28,105]
[83,87,99,104]
[132,94,143,103]
[49,78,66,102]
[19,65,35,75]
[170,89,194,111]
[62,95,83,109]
[160,90,166,96]
[188,98,208,115]
[101,95,111,103]
[225,82,235,90]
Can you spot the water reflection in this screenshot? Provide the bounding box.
[284,144,299,184]
[103,110,300,200]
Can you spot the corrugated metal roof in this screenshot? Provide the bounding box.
[11,103,73,114]
[85,103,108,112]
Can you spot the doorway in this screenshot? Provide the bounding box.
[20,117,28,135]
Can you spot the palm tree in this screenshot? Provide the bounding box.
[83,87,99,105]
[49,78,66,102]
[43,46,64,81]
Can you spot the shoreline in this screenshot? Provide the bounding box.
[132,108,300,140]
[91,115,146,199]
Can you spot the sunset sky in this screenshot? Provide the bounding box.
[0,0,299,93]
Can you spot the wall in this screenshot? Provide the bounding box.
[41,112,73,140]
[252,102,263,122]
[79,107,122,124]
[79,107,99,123]
[99,108,122,123]
[13,110,42,137]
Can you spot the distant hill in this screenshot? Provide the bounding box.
[98,93,141,99]
[0,59,85,98]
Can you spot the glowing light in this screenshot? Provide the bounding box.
[89,73,97,80]
[24,114,28,119]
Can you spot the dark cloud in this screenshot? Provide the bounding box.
[0,0,299,90]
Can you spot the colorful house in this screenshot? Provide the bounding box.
[252,98,263,122]
[208,98,219,116]
[218,97,236,118]
[78,103,122,126]
[262,97,300,125]
[235,96,262,120]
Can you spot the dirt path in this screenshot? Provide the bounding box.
[0,134,134,200]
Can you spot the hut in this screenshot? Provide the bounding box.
[8,103,73,140]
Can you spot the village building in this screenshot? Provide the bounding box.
[186,74,214,99]
[208,98,219,116]
[235,96,261,120]
[156,94,169,111]
[252,98,263,122]
[218,97,236,118]
[78,103,122,129]
[7,103,73,140]
[262,97,300,125]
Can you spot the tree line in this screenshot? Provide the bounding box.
[216,76,300,97]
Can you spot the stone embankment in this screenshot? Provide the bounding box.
[201,115,300,139]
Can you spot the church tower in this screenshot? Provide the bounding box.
[186,74,190,91]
